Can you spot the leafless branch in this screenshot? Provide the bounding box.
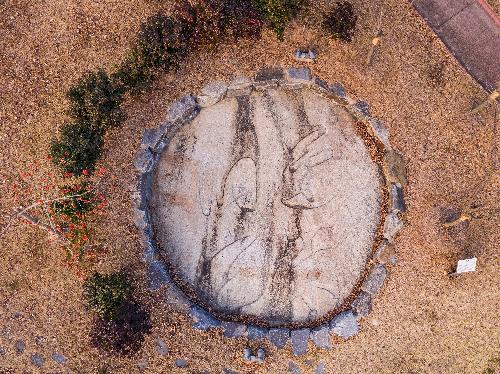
[18,212,69,245]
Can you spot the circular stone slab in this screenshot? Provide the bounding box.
[150,87,382,326]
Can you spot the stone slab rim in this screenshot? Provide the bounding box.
[132,67,407,338]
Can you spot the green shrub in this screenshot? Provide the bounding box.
[113,12,189,93]
[90,302,152,356]
[50,121,104,176]
[83,272,133,320]
[68,69,125,130]
[324,1,357,42]
[252,0,301,40]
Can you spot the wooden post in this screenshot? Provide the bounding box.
[367,32,382,66]
[367,8,384,67]
[471,81,500,114]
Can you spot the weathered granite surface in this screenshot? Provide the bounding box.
[131,67,408,353]
[150,86,381,325]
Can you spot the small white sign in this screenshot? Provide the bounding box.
[456,258,477,274]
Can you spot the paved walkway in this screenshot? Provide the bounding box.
[411,0,499,91]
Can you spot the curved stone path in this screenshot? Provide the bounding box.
[132,67,408,355]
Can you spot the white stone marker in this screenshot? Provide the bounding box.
[455,257,477,274]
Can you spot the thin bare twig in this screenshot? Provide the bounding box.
[442,206,500,228]
[1,192,87,237]
[18,212,70,245]
[471,83,500,114]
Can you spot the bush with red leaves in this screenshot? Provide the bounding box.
[176,0,263,48]
[89,302,152,356]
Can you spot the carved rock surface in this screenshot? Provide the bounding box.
[149,87,382,326]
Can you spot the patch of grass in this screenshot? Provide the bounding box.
[113,12,189,93]
[427,62,446,88]
[83,271,133,320]
[51,69,123,176]
[324,1,357,42]
[67,69,125,130]
[50,121,104,176]
[252,0,301,40]
[6,280,21,293]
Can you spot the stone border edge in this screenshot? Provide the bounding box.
[130,66,407,355]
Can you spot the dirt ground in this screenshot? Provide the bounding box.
[486,0,500,15]
[0,0,499,373]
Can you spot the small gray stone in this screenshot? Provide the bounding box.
[222,321,247,338]
[291,328,310,356]
[255,67,284,82]
[133,148,155,173]
[137,359,148,371]
[368,119,391,149]
[256,348,265,360]
[31,353,44,368]
[313,77,330,95]
[165,95,199,125]
[268,328,289,349]
[285,67,312,87]
[361,264,387,296]
[287,67,311,80]
[330,310,360,339]
[147,260,171,291]
[175,359,188,368]
[383,150,407,187]
[311,324,331,349]
[329,82,348,105]
[243,347,252,360]
[224,369,238,374]
[315,362,325,374]
[133,172,153,210]
[351,291,372,317]
[330,82,345,97]
[140,126,165,151]
[390,183,406,213]
[354,101,370,116]
[254,67,284,90]
[34,336,45,346]
[288,361,301,374]
[191,305,221,331]
[133,208,148,231]
[51,352,66,364]
[383,212,404,242]
[155,339,169,356]
[375,240,397,265]
[15,340,25,354]
[227,76,252,97]
[294,49,317,62]
[0,347,5,356]
[197,81,228,107]
[247,325,268,340]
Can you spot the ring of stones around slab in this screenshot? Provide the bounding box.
[131,66,407,356]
